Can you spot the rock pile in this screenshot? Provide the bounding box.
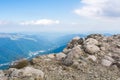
[62,34,120,68]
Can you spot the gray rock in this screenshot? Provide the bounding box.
[0,77,7,80]
[9,67,44,79]
[0,70,4,77]
[101,59,112,67]
[86,34,104,41]
[68,45,83,59]
[84,38,99,45]
[112,62,120,68]
[104,55,114,62]
[100,47,106,51]
[67,37,83,49]
[47,54,55,59]
[0,70,7,80]
[72,61,79,67]
[117,44,120,48]
[100,43,110,51]
[63,48,71,54]
[62,46,83,66]
[87,55,97,62]
[55,52,66,60]
[117,78,120,80]
[72,36,80,40]
[84,44,100,54]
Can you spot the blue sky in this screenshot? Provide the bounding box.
[0,0,120,33]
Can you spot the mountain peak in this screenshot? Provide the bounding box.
[0,34,120,80]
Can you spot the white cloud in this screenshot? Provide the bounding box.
[20,19,60,25]
[74,0,120,19]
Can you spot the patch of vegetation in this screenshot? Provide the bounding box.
[10,59,29,69]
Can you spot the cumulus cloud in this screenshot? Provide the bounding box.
[74,0,120,19]
[20,19,60,25]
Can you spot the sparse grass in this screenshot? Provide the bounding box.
[10,59,29,69]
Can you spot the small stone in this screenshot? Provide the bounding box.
[72,61,79,68]
[117,78,120,80]
[104,56,114,62]
[44,59,51,61]
[117,44,120,48]
[73,36,80,40]
[100,47,106,51]
[101,59,112,67]
[87,55,97,62]
[31,58,41,64]
[47,54,55,59]
[63,48,71,54]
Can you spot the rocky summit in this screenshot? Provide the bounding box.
[0,34,120,80]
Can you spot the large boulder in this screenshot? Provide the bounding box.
[83,38,100,54]
[84,44,100,54]
[84,38,99,45]
[62,46,83,66]
[9,67,44,80]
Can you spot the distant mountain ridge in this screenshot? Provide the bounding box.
[0,33,87,69]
